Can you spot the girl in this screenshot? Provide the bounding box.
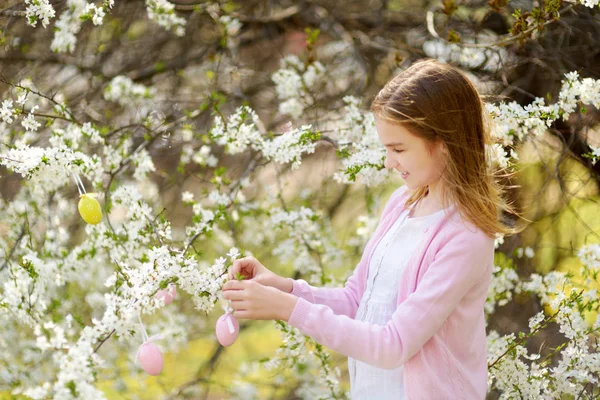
[222,58,518,399]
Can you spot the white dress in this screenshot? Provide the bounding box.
[348,203,449,399]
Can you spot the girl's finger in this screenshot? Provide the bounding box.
[228,263,241,280]
[232,309,250,319]
[228,266,237,280]
[229,300,248,311]
[232,258,254,278]
[223,279,244,291]
[222,289,245,301]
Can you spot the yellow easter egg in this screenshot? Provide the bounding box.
[78,193,102,224]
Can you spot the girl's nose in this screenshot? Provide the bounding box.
[384,155,395,170]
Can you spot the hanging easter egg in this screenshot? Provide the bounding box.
[78,193,102,224]
[216,312,239,346]
[137,342,164,375]
[155,284,177,305]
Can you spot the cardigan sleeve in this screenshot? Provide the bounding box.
[287,228,494,370]
[290,264,362,318]
[289,185,411,318]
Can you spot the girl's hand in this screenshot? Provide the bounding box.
[221,279,298,321]
[227,256,292,293]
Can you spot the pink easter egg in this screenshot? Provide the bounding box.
[216,313,239,346]
[155,284,176,305]
[137,342,164,375]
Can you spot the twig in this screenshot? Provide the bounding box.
[143,211,165,247]
[0,76,79,124]
[182,152,263,255]
[93,329,115,353]
[0,223,27,272]
[426,5,574,49]
[488,292,583,369]
[0,155,23,163]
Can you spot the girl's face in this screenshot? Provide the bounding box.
[375,118,447,190]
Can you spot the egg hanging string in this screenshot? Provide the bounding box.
[222,304,235,334]
[135,311,164,375]
[137,312,149,343]
[137,311,163,345]
[72,173,86,195]
[135,312,163,363]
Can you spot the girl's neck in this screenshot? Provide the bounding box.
[411,183,451,217]
[426,181,446,205]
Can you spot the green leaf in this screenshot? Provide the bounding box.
[305,27,320,46]
[66,381,78,397]
[447,29,461,43]
[214,166,227,177]
[235,272,246,281]
[442,0,458,16]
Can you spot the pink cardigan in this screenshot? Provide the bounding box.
[287,185,494,399]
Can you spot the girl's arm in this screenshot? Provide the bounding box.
[285,185,411,318]
[287,267,363,318]
[285,228,494,370]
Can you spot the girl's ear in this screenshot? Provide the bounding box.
[440,142,449,156]
[437,142,450,165]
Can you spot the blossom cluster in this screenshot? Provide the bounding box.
[50,0,111,53]
[271,55,326,119]
[423,33,512,73]
[20,0,243,53]
[4,181,236,398]
[486,271,599,398]
[228,321,347,399]
[209,106,264,154]
[24,0,56,27]
[482,241,600,398]
[331,96,389,186]
[209,105,319,170]
[1,144,103,196]
[566,0,600,8]
[220,15,242,37]
[180,143,219,167]
[267,207,345,284]
[103,76,157,107]
[145,0,186,37]
[486,71,600,168]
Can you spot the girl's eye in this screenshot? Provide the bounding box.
[393,149,404,154]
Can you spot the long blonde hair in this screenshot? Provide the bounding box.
[371,58,524,238]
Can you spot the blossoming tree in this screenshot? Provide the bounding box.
[0,0,600,398]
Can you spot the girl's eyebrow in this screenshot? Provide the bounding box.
[384,142,405,147]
